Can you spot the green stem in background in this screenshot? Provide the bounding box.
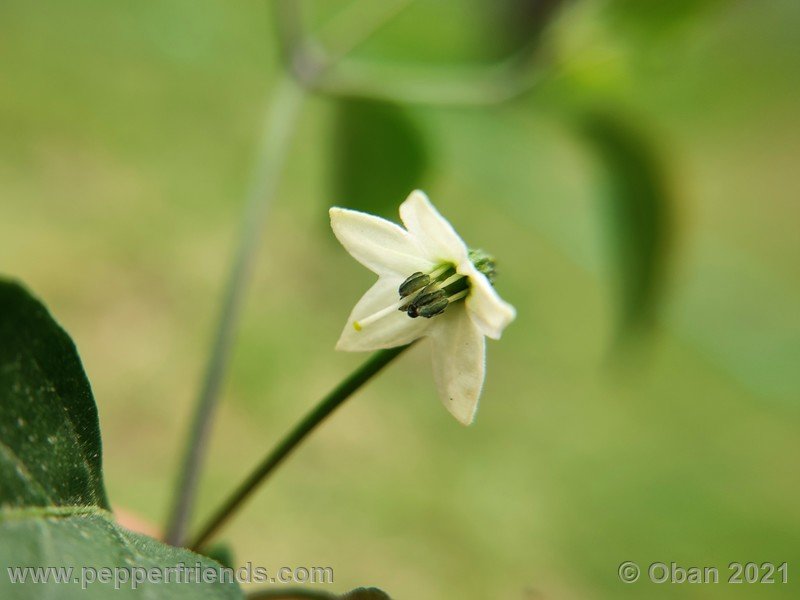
[188,345,411,552]
[165,0,417,548]
[170,0,558,551]
[164,77,304,547]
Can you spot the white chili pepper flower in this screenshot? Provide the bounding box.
[329,190,516,425]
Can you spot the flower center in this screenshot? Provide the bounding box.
[353,250,498,332]
[353,264,469,331]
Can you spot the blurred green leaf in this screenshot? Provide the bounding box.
[578,112,671,340]
[329,98,428,218]
[604,0,727,40]
[0,280,242,599]
[487,0,566,58]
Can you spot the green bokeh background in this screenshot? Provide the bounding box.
[1,1,799,598]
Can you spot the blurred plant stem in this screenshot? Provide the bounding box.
[164,0,417,548]
[164,76,304,546]
[189,345,412,552]
[274,0,415,73]
[285,0,567,106]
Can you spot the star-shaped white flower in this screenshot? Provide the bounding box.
[330,190,516,425]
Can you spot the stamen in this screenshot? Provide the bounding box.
[438,273,463,289]
[429,264,451,280]
[411,295,449,318]
[406,289,447,318]
[442,276,469,297]
[355,265,472,332]
[447,289,469,303]
[398,272,430,298]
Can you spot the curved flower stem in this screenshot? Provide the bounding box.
[164,77,304,546]
[188,344,412,552]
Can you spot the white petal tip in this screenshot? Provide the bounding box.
[328,206,346,220]
[452,411,475,426]
[487,305,516,340]
[335,330,357,352]
[444,396,478,425]
[401,190,435,214]
[334,340,354,352]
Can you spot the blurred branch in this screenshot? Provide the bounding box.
[311,53,545,106]
[165,0,414,549]
[164,77,304,547]
[280,0,568,107]
[308,0,415,68]
[274,0,415,83]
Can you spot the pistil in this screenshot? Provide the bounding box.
[354,298,407,331]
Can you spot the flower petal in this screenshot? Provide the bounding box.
[330,207,434,276]
[336,276,432,352]
[399,190,469,264]
[462,262,517,340]
[428,309,486,425]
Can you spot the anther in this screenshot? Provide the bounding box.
[406,289,447,319]
[398,272,431,298]
[414,297,449,318]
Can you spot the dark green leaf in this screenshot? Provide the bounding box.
[0,280,242,599]
[246,585,392,599]
[0,281,108,509]
[484,0,567,58]
[341,588,392,599]
[577,112,671,341]
[205,542,236,570]
[1,512,242,599]
[329,98,428,219]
